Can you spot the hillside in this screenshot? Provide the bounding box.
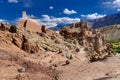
[99,24,120,41]
[89,13,120,29]
[1,22,120,80]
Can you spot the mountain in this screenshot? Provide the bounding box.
[89,13,120,29]
[99,24,120,41]
[50,13,120,30]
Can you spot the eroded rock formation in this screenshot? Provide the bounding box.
[0,21,114,61]
[60,21,114,61]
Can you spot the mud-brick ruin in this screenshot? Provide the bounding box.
[18,11,47,32]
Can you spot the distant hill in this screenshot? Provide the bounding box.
[99,24,120,41]
[49,13,120,30]
[89,13,120,29]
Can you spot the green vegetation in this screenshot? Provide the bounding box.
[106,40,120,53]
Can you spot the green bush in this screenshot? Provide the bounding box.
[106,40,120,53]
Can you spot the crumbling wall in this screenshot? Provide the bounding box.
[18,18,43,32]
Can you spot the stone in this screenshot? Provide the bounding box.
[22,40,39,53]
[65,60,70,65]
[0,23,10,31]
[41,25,46,33]
[70,23,76,28]
[9,25,17,33]
[18,67,26,73]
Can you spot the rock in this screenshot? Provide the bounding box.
[41,25,47,33]
[22,36,39,53]
[60,21,114,61]
[0,23,10,31]
[9,25,17,33]
[70,23,75,28]
[65,60,70,65]
[18,67,26,73]
[12,35,23,48]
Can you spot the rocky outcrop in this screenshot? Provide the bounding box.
[0,23,10,31]
[21,35,39,53]
[9,25,17,33]
[11,29,40,53]
[0,21,114,61]
[60,21,114,61]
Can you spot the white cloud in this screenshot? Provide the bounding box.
[117,8,120,11]
[103,0,120,9]
[49,6,54,10]
[63,8,77,15]
[39,14,80,28]
[8,0,18,3]
[113,0,120,8]
[0,19,7,23]
[81,13,106,20]
[0,19,9,24]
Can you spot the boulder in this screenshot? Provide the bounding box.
[9,25,17,33]
[0,23,10,31]
[22,36,39,53]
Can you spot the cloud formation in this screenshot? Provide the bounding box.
[117,8,120,11]
[63,8,77,15]
[39,14,80,28]
[102,2,112,5]
[49,6,54,10]
[8,0,18,3]
[113,0,120,8]
[81,13,106,20]
[8,0,32,8]
[0,19,9,24]
[103,0,120,11]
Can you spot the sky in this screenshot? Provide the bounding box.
[0,0,120,28]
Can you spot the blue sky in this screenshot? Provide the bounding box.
[0,0,120,27]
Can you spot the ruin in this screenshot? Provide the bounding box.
[18,11,43,32]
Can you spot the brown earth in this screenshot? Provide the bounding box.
[0,22,119,80]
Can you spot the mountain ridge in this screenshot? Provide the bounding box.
[89,13,120,29]
[49,13,120,31]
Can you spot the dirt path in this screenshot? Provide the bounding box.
[56,55,120,80]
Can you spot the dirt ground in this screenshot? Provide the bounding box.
[56,55,120,80]
[0,49,120,80]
